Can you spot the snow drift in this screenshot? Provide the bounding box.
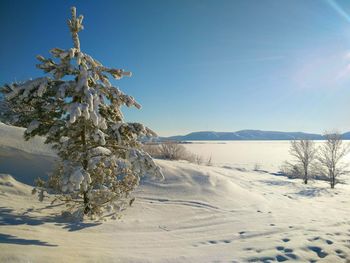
[1,122,350,262]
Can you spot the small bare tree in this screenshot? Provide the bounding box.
[318,132,349,188]
[289,139,317,184]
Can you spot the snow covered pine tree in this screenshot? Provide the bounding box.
[1,7,163,219]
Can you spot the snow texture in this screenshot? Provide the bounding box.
[1,124,350,262]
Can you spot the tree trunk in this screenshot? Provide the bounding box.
[83,192,90,214]
[330,171,335,189]
[304,166,308,184]
[81,127,90,214]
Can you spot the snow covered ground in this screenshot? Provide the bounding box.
[1,122,350,262]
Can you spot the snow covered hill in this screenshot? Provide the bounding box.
[1,122,350,262]
[164,130,350,141]
[0,122,55,185]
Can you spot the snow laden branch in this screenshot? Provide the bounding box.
[1,7,163,219]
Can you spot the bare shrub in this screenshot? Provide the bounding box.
[207,155,213,166]
[280,161,303,179]
[143,141,191,161]
[143,141,208,165]
[194,155,203,165]
[253,163,261,171]
[142,143,162,158]
[159,141,188,160]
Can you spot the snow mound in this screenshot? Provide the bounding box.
[2,123,350,262]
[0,146,56,185]
[0,174,32,196]
[0,122,56,185]
[141,160,267,210]
[0,121,267,210]
[0,122,54,156]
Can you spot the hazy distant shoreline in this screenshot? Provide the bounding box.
[159,130,350,141]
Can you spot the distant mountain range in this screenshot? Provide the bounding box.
[160,130,350,141]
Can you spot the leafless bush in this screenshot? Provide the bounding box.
[207,155,213,166]
[158,141,188,160]
[194,155,203,165]
[143,141,191,161]
[143,141,209,165]
[280,161,327,181]
[254,163,261,171]
[280,161,303,179]
[142,143,162,158]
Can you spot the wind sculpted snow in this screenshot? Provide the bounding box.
[1,123,350,262]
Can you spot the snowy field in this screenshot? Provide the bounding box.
[2,123,350,262]
[183,140,350,172]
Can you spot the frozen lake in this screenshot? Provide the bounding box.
[183,140,350,172]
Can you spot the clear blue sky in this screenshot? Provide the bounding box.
[1,0,350,136]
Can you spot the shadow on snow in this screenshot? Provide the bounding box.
[0,233,57,247]
[0,206,101,232]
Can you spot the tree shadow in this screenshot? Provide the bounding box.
[270,171,286,177]
[294,188,330,197]
[227,167,248,172]
[0,233,57,247]
[0,206,101,232]
[254,169,270,174]
[259,179,295,186]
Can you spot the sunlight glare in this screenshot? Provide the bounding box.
[326,0,350,23]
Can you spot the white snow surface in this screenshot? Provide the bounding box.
[183,140,350,171]
[0,122,54,156]
[1,123,350,262]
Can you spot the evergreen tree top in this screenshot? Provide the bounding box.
[1,6,162,219]
[68,7,84,51]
